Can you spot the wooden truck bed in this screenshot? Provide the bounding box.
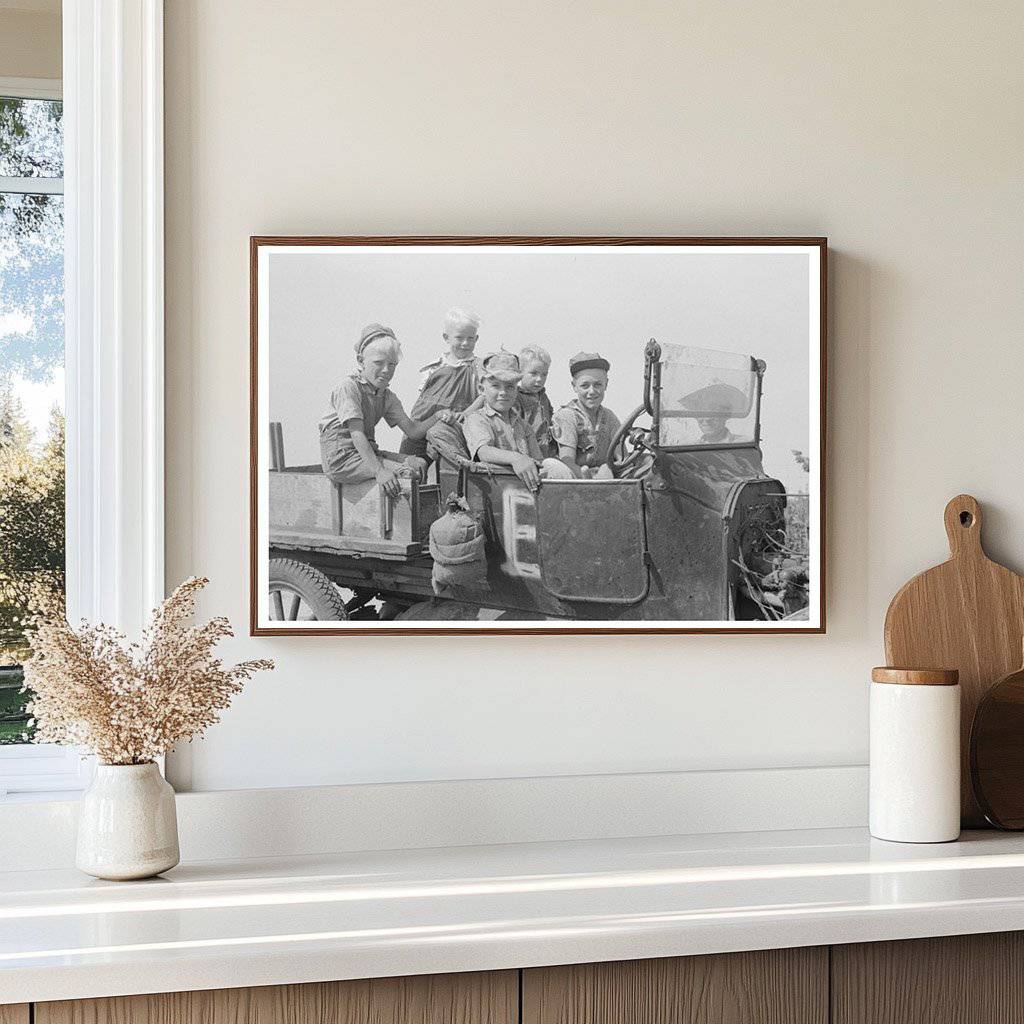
[268,465,440,561]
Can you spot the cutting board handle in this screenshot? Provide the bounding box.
[944,494,983,559]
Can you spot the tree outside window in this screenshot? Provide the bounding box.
[0,93,65,744]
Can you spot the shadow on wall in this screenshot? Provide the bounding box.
[827,248,872,643]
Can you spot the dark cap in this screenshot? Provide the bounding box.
[569,351,610,377]
[355,323,397,356]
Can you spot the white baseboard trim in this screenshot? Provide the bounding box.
[0,765,867,872]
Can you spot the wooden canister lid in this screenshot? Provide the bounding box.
[871,667,960,686]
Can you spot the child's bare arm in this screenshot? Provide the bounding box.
[476,444,541,490]
[348,419,401,496]
[551,414,584,478]
[556,444,585,478]
[394,408,456,441]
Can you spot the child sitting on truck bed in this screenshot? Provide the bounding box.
[319,324,454,497]
[461,352,572,491]
[399,306,484,462]
[551,351,622,478]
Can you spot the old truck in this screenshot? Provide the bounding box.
[263,341,808,625]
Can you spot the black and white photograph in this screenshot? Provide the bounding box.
[251,238,825,634]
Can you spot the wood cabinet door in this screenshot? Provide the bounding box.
[35,970,517,1024]
[0,1007,29,1024]
[523,948,828,1024]
[833,932,1024,1024]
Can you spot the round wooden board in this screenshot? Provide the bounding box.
[971,665,1024,829]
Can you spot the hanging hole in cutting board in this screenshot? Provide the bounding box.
[960,511,974,527]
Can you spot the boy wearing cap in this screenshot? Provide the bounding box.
[551,351,622,478]
[461,343,556,456]
[399,306,484,462]
[461,352,572,491]
[319,323,455,497]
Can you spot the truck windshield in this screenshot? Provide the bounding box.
[657,343,758,447]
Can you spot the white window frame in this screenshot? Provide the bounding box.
[0,77,61,101]
[0,1,164,801]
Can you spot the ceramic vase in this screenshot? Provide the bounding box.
[76,762,180,880]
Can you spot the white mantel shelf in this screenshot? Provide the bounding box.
[4,826,1024,1004]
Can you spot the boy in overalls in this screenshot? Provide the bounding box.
[319,324,454,497]
[515,344,556,457]
[399,307,483,462]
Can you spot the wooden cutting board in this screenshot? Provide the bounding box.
[884,494,1024,827]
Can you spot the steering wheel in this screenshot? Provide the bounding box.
[606,404,655,479]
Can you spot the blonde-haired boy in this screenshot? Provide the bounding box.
[319,323,454,496]
[515,344,556,457]
[399,306,483,461]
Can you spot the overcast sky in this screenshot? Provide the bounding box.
[266,246,815,492]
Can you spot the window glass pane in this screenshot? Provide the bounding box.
[658,344,758,446]
[0,97,63,178]
[0,185,65,745]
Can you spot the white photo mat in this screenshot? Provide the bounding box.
[251,238,825,635]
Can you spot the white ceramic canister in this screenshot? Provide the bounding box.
[870,667,961,843]
[76,762,180,880]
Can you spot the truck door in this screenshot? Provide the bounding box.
[535,480,649,604]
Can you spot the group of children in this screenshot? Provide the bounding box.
[317,308,623,493]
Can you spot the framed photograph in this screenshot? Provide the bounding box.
[250,237,826,635]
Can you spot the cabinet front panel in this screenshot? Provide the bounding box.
[833,932,1024,1024]
[523,948,828,1024]
[35,971,518,1024]
[0,1007,29,1024]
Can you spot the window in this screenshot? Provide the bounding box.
[0,78,83,799]
[1,5,166,799]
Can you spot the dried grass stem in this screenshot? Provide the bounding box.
[22,577,273,765]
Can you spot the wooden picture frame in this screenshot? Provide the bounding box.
[251,236,827,635]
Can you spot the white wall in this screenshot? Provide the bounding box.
[0,3,60,80]
[164,1,1024,792]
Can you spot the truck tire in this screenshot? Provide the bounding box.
[268,559,349,622]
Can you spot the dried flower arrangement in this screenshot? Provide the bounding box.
[22,577,273,765]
